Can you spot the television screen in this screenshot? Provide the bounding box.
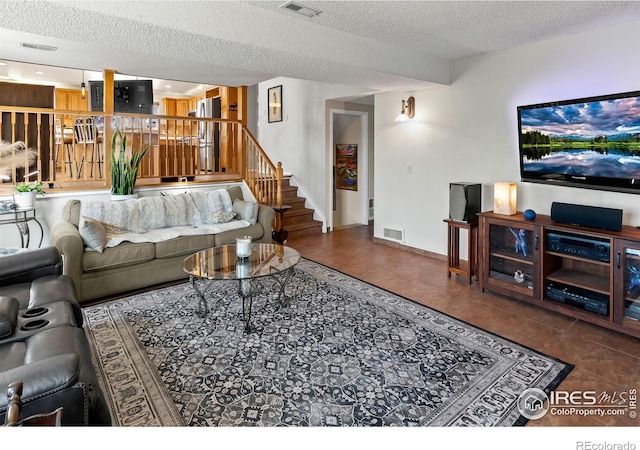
[518,90,640,194]
[88,80,153,115]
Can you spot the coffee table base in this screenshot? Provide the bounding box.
[189,268,296,332]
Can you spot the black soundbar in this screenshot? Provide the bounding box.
[551,202,623,231]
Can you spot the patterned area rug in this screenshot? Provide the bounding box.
[82,258,572,427]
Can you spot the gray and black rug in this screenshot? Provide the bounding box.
[83,258,572,427]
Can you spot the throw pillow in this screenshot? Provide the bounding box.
[79,217,108,252]
[232,199,259,224]
[205,210,236,224]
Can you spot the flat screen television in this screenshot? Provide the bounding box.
[518,90,640,194]
[88,80,153,114]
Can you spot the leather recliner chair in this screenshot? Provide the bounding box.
[0,247,111,425]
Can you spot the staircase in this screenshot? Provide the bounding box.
[280,176,323,239]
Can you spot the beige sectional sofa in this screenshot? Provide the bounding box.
[50,186,275,302]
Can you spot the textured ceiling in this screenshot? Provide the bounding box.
[1,1,640,94]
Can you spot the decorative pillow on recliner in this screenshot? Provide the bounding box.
[205,210,236,224]
[232,199,259,224]
[79,217,107,252]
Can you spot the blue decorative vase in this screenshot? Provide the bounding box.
[523,209,536,220]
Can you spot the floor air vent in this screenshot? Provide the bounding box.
[383,227,404,242]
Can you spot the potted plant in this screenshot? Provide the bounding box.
[14,180,45,209]
[110,129,149,200]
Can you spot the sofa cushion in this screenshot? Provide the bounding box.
[227,185,244,203]
[138,194,200,231]
[214,223,264,246]
[155,235,216,259]
[79,217,107,252]
[83,242,155,272]
[233,199,259,224]
[81,198,142,233]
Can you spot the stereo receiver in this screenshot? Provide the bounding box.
[546,232,610,262]
[546,282,609,316]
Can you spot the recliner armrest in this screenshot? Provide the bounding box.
[0,247,63,287]
[0,353,80,409]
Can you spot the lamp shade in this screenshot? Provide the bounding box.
[493,182,517,215]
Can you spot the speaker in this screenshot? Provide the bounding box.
[449,183,481,222]
[550,202,623,231]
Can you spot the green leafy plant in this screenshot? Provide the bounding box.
[15,180,45,195]
[110,129,149,195]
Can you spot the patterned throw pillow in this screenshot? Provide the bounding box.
[205,210,236,224]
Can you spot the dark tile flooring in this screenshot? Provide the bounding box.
[286,224,640,427]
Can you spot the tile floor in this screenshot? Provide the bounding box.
[286,224,640,426]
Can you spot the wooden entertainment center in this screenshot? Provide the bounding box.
[478,211,640,339]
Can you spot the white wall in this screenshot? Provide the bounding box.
[257,77,369,226]
[375,20,640,256]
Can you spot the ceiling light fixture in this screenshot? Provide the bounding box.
[280,1,322,17]
[395,96,415,122]
[81,70,86,100]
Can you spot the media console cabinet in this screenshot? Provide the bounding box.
[478,211,640,339]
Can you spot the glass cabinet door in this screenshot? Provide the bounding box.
[620,246,640,326]
[486,221,538,297]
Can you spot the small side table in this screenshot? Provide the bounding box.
[444,219,478,284]
[0,207,44,248]
[264,203,292,244]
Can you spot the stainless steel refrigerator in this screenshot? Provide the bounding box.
[196,97,221,171]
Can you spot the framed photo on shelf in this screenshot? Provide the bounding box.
[268,85,283,123]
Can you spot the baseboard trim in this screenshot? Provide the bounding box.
[373,237,446,261]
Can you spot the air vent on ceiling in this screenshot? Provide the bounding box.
[280,1,322,17]
[20,42,57,52]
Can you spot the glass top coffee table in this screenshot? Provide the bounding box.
[183,243,301,331]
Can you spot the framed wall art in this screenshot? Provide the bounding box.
[268,85,282,123]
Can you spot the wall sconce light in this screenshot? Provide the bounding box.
[395,96,415,122]
[81,70,86,100]
[493,182,517,215]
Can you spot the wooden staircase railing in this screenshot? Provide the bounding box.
[241,127,283,205]
[1,105,283,205]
